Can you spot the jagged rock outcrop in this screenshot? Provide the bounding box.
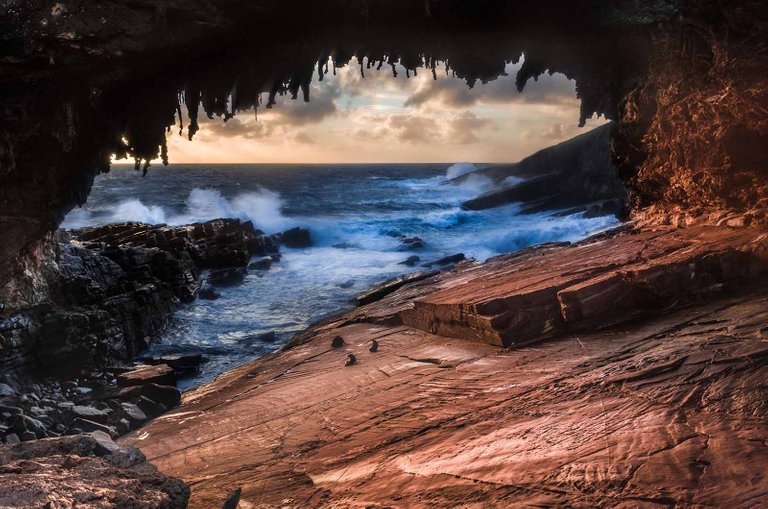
[0,219,277,375]
[0,235,183,374]
[74,218,278,269]
[124,219,768,507]
[0,434,189,508]
[461,123,627,216]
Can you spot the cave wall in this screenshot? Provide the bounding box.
[614,1,768,219]
[1,0,766,310]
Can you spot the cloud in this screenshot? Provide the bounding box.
[161,56,600,164]
[388,115,440,143]
[447,111,494,144]
[403,66,577,109]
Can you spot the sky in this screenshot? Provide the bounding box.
[140,58,608,164]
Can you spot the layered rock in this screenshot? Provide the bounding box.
[74,218,278,269]
[124,220,768,507]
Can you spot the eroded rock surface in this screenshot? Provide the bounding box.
[124,221,768,507]
[0,434,189,508]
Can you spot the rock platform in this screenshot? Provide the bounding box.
[124,222,768,507]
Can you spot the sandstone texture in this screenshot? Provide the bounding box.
[124,221,768,507]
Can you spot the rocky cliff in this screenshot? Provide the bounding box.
[460,123,627,217]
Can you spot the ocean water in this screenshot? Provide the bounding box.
[63,163,619,390]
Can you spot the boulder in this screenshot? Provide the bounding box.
[275,227,311,248]
[198,284,221,300]
[136,396,167,419]
[71,405,112,424]
[399,237,424,250]
[422,253,465,268]
[120,402,148,425]
[117,365,176,388]
[71,418,117,437]
[207,267,248,287]
[90,430,120,455]
[248,256,273,271]
[398,255,421,266]
[141,384,181,409]
[140,354,202,373]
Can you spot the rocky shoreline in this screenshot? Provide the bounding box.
[122,217,768,507]
[0,219,315,449]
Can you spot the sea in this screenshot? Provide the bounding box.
[62,163,619,390]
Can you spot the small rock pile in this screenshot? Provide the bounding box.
[0,433,189,508]
[0,363,182,445]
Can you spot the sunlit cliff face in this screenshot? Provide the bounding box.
[157,59,607,164]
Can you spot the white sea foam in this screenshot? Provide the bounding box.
[96,187,294,233]
[113,199,168,224]
[502,175,526,187]
[444,162,476,179]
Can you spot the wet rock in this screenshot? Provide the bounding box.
[338,280,355,289]
[198,284,221,300]
[258,331,278,343]
[248,256,273,271]
[4,433,20,445]
[117,365,176,388]
[399,237,425,250]
[422,253,465,268]
[274,227,312,248]
[71,418,117,438]
[398,255,421,266]
[357,271,438,306]
[75,219,278,269]
[140,384,181,410]
[207,267,248,287]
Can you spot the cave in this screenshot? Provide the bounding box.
[0,1,766,507]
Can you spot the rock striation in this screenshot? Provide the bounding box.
[125,219,768,507]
